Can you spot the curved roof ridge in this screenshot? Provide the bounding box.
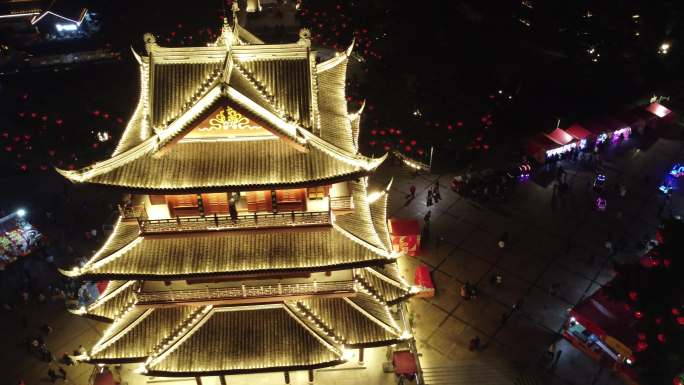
[331,222,392,260]
[90,308,153,357]
[316,39,354,73]
[342,296,402,336]
[144,305,214,369]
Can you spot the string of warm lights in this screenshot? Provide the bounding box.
[345,291,402,335]
[91,307,153,356]
[145,305,213,369]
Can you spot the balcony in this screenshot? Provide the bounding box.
[138,210,331,234]
[119,204,147,220]
[330,195,354,211]
[136,280,356,305]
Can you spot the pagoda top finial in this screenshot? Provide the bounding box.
[231,1,240,25]
[217,15,236,47]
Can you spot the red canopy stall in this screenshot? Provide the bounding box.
[388,218,421,256]
[565,123,592,149]
[646,102,672,119]
[525,133,562,163]
[564,287,639,380]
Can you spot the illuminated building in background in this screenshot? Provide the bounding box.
[58,15,417,384]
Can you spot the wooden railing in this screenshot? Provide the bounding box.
[138,210,330,234]
[136,280,356,304]
[330,195,354,211]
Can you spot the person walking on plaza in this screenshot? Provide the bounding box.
[423,210,432,229]
[469,336,480,351]
[433,182,441,202]
[498,232,509,249]
[409,184,416,199]
[47,368,58,383]
[426,188,433,207]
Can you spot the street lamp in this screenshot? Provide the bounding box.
[658,42,671,55]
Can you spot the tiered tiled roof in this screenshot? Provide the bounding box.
[85,293,404,375]
[90,306,201,362]
[85,280,139,321]
[67,226,392,280]
[60,21,414,377]
[146,305,342,376]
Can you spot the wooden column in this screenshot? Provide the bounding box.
[195,377,203,385]
[284,371,290,384]
[219,375,227,385]
[308,369,314,384]
[358,347,365,364]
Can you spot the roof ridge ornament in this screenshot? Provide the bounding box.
[143,33,157,54]
[298,28,311,47]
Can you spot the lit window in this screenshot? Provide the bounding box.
[308,186,325,200]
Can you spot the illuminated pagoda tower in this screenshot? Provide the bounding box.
[58,13,416,384]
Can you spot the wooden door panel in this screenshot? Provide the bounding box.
[201,193,229,215]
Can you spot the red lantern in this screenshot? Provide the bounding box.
[103,113,110,119]
[638,333,646,340]
[30,112,37,118]
[410,140,417,146]
[93,110,100,116]
[656,317,662,325]
[673,308,680,315]
[56,119,63,125]
[383,145,390,151]
[634,311,643,319]
[371,130,377,136]
[405,145,412,152]
[457,121,464,127]
[657,333,666,343]
[629,291,638,301]
[417,149,425,155]
[369,141,376,146]
[636,341,648,352]
[664,259,672,267]
[396,130,401,135]
[447,124,453,130]
[20,164,28,171]
[379,130,386,136]
[677,316,684,325]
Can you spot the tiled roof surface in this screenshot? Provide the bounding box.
[81,227,388,278]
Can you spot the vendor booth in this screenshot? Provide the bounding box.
[583,117,632,145]
[544,128,577,155]
[565,123,592,149]
[646,102,673,120]
[564,287,639,381]
[525,133,565,163]
[388,218,421,256]
[0,211,43,270]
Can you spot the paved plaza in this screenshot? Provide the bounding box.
[2,137,684,385]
